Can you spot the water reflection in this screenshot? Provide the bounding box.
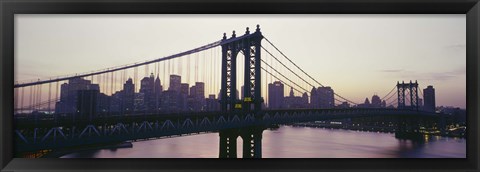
[61,126,466,158]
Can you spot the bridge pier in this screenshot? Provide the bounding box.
[240,126,264,158]
[219,129,239,158]
[219,126,264,158]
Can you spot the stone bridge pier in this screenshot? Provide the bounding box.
[219,126,264,158]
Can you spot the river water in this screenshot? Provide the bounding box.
[60,126,466,158]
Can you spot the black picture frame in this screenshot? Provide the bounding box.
[1,0,479,171]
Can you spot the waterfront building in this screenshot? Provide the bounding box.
[423,85,436,112]
[169,75,182,92]
[140,73,155,112]
[76,89,99,121]
[122,78,135,113]
[371,94,381,108]
[284,87,309,109]
[317,86,335,108]
[268,81,285,109]
[55,77,100,115]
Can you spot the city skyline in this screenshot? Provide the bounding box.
[15,14,466,108]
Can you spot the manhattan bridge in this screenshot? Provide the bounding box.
[13,25,442,158]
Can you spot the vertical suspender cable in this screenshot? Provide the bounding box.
[98,75,102,93]
[134,67,138,92]
[55,81,59,122]
[203,51,206,83]
[48,83,52,113]
[31,85,35,111]
[213,47,216,97]
[104,73,108,95]
[113,71,116,94]
[29,86,33,113]
[178,56,182,78]
[145,64,149,77]
[163,61,166,89]
[187,54,190,85]
[20,87,24,113]
[39,84,42,110]
[195,52,198,82]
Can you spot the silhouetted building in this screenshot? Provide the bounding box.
[268,81,284,109]
[169,75,181,92]
[181,83,189,95]
[109,91,122,113]
[302,92,309,105]
[55,77,99,115]
[76,89,98,121]
[134,93,145,111]
[317,86,334,108]
[189,82,206,111]
[154,76,163,111]
[310,87,319,108]
[121,78,135,113]
[337,102,350,108]
[206,94,220,111]
[140,73,155,112]
[284,87,309,109]
[358,97,371,108]
[423,85,436,112]
[371,94,381,108]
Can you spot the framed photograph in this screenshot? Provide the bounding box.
[1,0,479,171]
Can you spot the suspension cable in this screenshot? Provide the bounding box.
[381,85,397,101]
[263,37,359,105]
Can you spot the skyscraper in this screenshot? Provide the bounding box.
[76,89,98,121]
[423,85,436,112]
[154,76,163,111]
[169,75,181,92]
[55,77,99,115]
[310,87,318,108]
[268,81,284,109]
[206,94,220,111]
[317,86,335,108]
[122,78,135,113]
[140,73,155,111]
[189,82,205,111]
[181,83,189,95]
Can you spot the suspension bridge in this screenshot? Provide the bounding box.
[13,25,442,158]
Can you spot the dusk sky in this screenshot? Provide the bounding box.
[15,14,466,108]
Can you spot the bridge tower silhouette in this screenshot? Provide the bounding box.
[218,25,264,158]
[397,80,419,111]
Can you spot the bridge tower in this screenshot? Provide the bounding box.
[218,25,264,158]
[397,80,419,111]
[220,25,263,113]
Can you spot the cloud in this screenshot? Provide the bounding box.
[428,66,466,81]
[380,69,404,73]
[380,66,465,81]
[445,44,466,50]
[429,73,456,81]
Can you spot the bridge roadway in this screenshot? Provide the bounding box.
[14,108,438,153]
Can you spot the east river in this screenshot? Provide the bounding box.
[60,126,466,158]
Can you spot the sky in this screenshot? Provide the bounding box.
[15,14,466,108]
